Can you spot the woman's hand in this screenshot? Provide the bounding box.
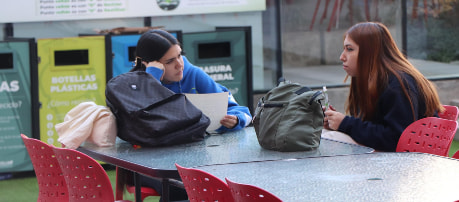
[323,105,334,130]
[324,107,345,130]
[323,116,331,130]
[220,115,238,129]
[145,61,165,70]
[145,61,165,81]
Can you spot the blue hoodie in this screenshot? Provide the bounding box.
[146,56,252,133]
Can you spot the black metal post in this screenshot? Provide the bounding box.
[275,0,283,80]
[4,23,13,40]
[401,0,408,57]
[144,17,151,27]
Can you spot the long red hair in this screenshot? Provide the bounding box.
[344,22,443,121]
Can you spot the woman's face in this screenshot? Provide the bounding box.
[159,44,184,83]
[340,35,359,77]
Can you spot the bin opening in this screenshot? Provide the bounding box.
[128,46,136,62]
[198,42,231,59]
[54,50,89,66]
[0,53,13,69]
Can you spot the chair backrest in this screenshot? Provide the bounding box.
[225,178,282,202]
[438,105,459,121]
[396,117,458,156]
[453,150,459,159]
[175,163,233,202]
[20,134,69,202]
[52,147,130,202]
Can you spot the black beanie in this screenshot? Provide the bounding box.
[135,29,179,62]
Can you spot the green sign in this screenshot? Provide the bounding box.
[38,36,108,147]
[0,40,35,172]
[182,29,253,112]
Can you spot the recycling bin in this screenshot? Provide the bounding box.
[0,38,37,172]
[37,35,111,147]
[182,28,253,112]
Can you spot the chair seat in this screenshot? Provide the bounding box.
[116,166,160,201]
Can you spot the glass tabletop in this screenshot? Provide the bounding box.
[198,152,459,202]
[78,126,374,178]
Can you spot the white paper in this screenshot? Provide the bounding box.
[185,92,228,132]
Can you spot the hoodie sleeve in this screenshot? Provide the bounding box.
[180,58,252,132]
[216,84,253,133]
[145,67,164,81]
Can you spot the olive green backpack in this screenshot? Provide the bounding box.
[253,79,324,152]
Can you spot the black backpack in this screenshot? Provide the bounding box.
[105,71,210,147]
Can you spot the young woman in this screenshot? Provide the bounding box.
[129,29,252,201]
[324,22,444,151]
[133,29,252,132]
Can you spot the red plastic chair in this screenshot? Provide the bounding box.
[438,105,459,121]
[225,178,282,202]
[52,147,131,202]
[115,166,159,201]
[175,163,233,202]
[20,134,69,202]
[396,117,458,156]
[453,150,459,159]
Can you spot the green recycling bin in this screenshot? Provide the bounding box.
[0,38,37,173]
[182,28,253,112]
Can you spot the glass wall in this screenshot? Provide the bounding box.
[406,0,459,79]
[2,0,458,92]
[275,0,459,89]
[277,0,402,88]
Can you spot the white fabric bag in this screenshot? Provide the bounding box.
[55,101,117,149]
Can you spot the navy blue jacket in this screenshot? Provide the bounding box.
[338,74,428,151]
